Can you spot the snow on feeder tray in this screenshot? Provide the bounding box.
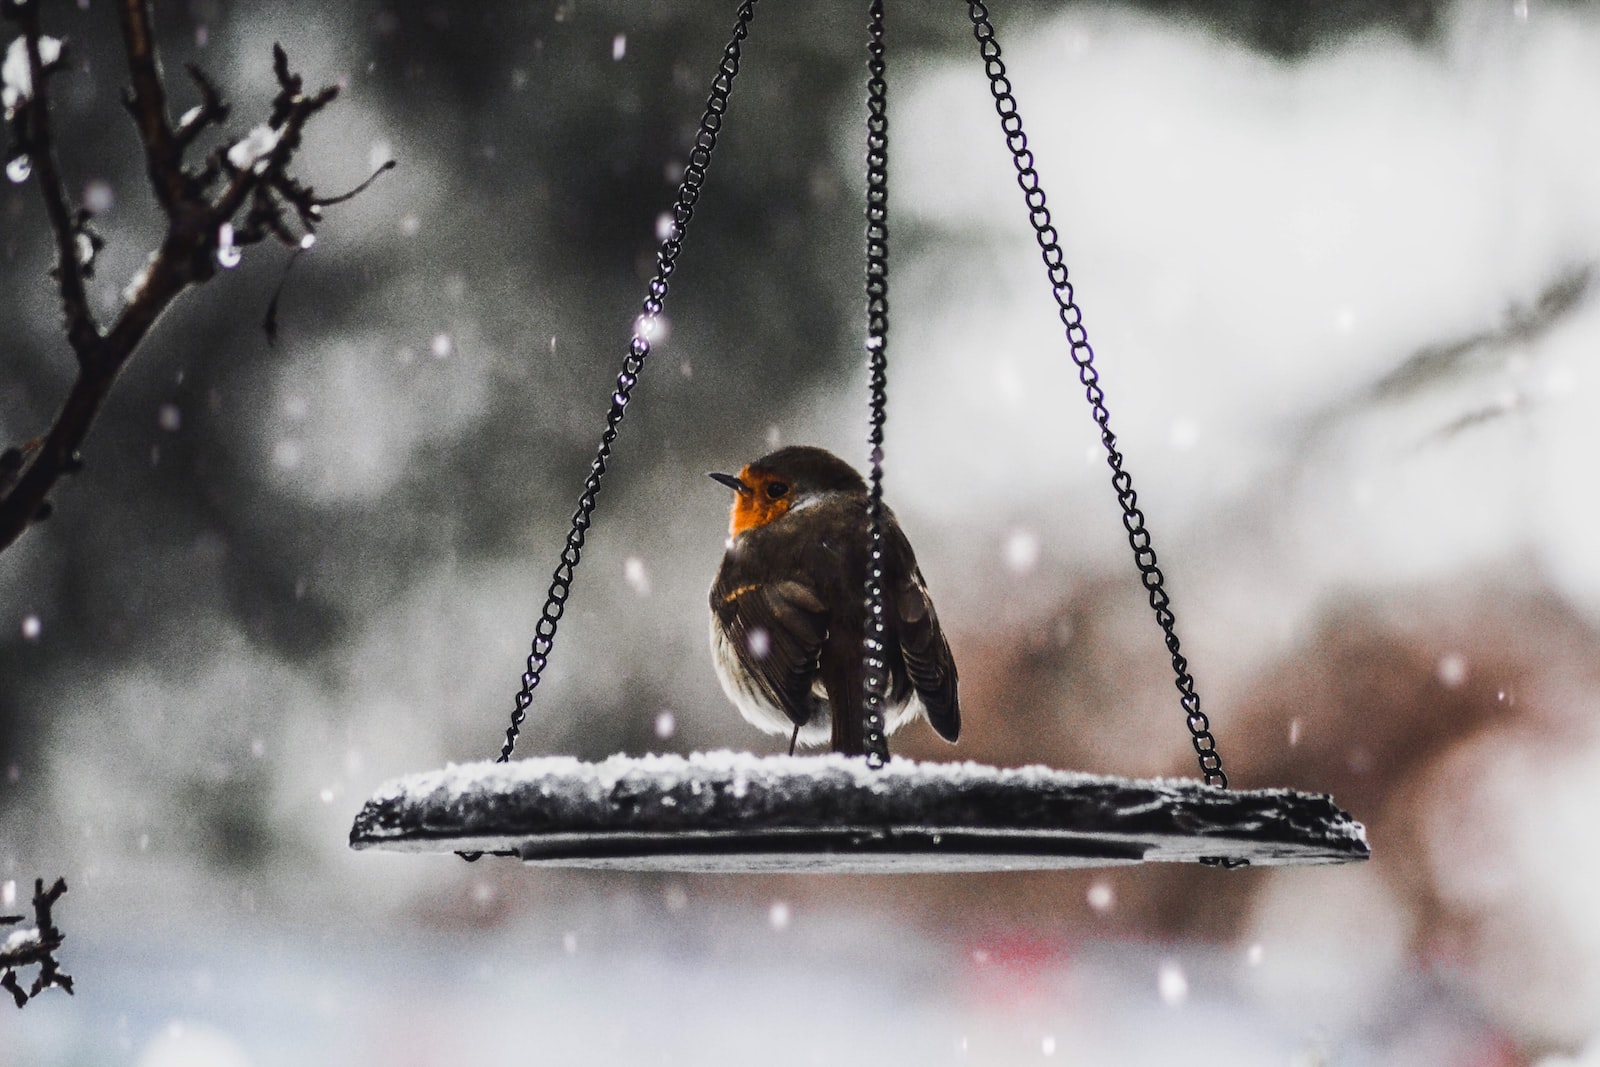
[349,754,1368,873]
[349,2,1370,874]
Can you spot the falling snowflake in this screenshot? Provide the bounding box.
[624,557,651,596]
[1158,960,1189,1006]
[1004,529,1040,573]
[82,179,114,214]
[1437,653,1468,688]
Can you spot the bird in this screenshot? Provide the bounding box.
[707,445,960,757]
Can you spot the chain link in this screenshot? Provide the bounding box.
[493,0,760,767]
[964,0,1227,788]
[861,0,892,769]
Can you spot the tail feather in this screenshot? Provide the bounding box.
[821,631,867,756]
[895,574,961,743]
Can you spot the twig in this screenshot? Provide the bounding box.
[116,0,184,211]
[315,158,396,208]
[173,61,227,151]
[0,0,391,557]
[0,878,72,1008]
[10,1,98,359]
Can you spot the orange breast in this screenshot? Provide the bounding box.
[729,465,791,537]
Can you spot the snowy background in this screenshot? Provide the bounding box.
[4,0,1600,1063]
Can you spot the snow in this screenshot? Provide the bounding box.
[3,925,41,952]
[215,222,241,268]
[2,34,61,118]
[623,556,650,595]
[1157,960,1189,1006]
[226,123,281,172]
[367,751,1110,808]
[350,750,1368,872]
[1004,528,1041,572]
[9,4,1600,1061]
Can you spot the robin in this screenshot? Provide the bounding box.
[708,445,960,757]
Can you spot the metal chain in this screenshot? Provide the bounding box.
[861,0,892,769]
[494,0,760,765]
[964,0,1227,788]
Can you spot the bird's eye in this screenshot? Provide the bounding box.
[766,481,789,500]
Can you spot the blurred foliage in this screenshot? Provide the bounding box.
[0,0,1494,859]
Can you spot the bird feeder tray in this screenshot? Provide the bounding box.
[348,751,1369,873]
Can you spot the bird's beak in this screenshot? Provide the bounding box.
[708,471,748,494]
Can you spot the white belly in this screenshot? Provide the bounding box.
[708,616,923,749]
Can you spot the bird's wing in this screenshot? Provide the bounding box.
[714,578,829,729]
[887,522,961,743]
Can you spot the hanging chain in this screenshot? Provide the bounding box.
[963,1,1227,789]
[494,0,760,765]
[860,0,892,769]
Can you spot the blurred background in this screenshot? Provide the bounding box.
[3,0,1599,1063]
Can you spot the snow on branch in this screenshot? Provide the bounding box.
[0,0,393,557]
[0,878,72,1008]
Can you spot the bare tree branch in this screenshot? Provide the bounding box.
[0,878,72,1008]
[0,0,393,557]
[10,1,99,359]
[116,0,185,211]
[173,61,228,151]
